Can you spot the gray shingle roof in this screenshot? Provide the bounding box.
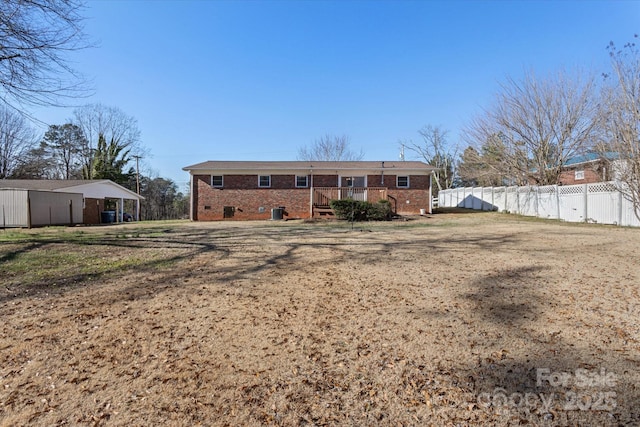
[0,179,105,190]
[183,160,435,172]
[0,179,144,200]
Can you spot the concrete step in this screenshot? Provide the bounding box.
[313,207,335,217]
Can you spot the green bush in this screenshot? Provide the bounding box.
[367,199,392,220]
[329,199,392,221]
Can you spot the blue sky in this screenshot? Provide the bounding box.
[31,0,640,188]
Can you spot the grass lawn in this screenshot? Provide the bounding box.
[1,212,638,426]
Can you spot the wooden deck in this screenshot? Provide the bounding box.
[312,187,388,217]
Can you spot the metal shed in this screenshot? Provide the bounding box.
[0,189,83,228]
[0,180,144,226]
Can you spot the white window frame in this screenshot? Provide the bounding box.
[258,175,271,188]
[295,175,308,188]
[574,170,585,181]
[397,175,410,188]
[211,175,223,187]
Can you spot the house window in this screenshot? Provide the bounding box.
[296,175,308,188]
[211,175,223,187]
[258,175,271,187]
[574,170,585,180]
[397,176,410,188]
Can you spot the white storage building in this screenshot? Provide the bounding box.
[0,180,144,228]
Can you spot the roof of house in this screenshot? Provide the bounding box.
[0,179,144,200]
[183,160,435,172]
[565,152,619,167]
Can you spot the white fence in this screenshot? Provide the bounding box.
[438,181,640,227]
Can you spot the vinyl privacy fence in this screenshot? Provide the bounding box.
[438,181,640,227]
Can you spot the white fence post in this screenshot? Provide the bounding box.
[556,185,560,220]
[618,189,623,226]
[583,183,588,222]
[490,187,494,211]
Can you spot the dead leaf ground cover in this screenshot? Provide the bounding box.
[0,212,639,426]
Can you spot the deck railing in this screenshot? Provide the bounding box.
[313,187,388,206]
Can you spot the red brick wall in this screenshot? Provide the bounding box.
[191,173,431,220]
[559,166,603,186]
[384,175,431,214]
[194,175,311,220]
[83,198,104,224]
[221,174,304,189]
[312,175,338,187]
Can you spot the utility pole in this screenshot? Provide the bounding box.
[132,155,141,222]
[132,155,141,195]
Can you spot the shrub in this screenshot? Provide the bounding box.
[329,199,392,221]
[367,199,392,221]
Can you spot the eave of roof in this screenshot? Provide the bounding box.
[182,160,436,172]
[0,179,144,200]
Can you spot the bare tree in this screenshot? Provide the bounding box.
[599,35,640,219]
[464,69,602,185]
[403,125,457,192]
[72,103,143,179]
[0,0,89,111]
[11,144,54,179]
[0,106,36,178]
[297,134,364,161]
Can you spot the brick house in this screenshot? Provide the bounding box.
[558,152,620,185]
[182,161,436,220]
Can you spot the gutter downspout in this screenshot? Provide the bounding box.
[189,174,194,221]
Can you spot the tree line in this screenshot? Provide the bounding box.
[0,0,187,220]
[2,1,638,220]
[0,103,188,220]
[388,36,640,218]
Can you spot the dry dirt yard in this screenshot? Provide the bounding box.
[0,211,639,426]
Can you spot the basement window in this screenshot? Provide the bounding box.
[575,170,585,180]
[223,206,235,218]
[259,175,271,188]
[397,176,410,188]
[211,175,223,187]
[296,175,308,188]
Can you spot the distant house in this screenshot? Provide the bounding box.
[0,180,144,227]
[182,161,436,220]
[558,152,620,185]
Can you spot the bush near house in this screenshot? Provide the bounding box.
[329,199,392,221]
